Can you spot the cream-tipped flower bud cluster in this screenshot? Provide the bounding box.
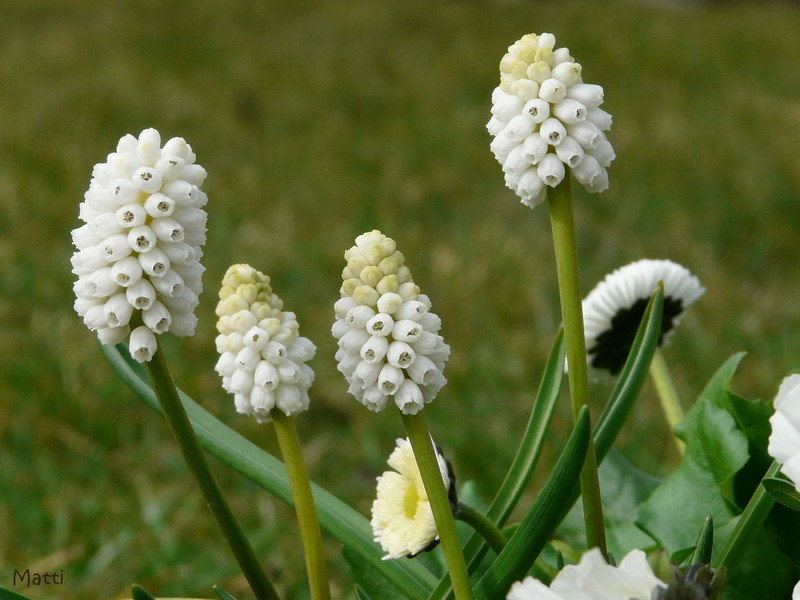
[488,33,615,206]
[71,128,208,362]
[332,231,449,415]
[214,265,316,424]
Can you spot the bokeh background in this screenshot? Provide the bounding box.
[1,0,799,598]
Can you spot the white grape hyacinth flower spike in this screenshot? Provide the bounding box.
[332,230,450,415]
[71,128,208,362]
[214,264,316,424]
[488,33,615,207]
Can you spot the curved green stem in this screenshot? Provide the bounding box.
[271,411,330,600]
[143,342,279,600]
[649,347,685,455]
[547,176,607,555]
[402,412,474,600]
[713,461,781,569]
[453,503,507,557]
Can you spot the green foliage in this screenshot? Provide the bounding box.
[473,407,591,600]
[763,478,800,513]
[131,584,157,600]
[638,356,799,599]
[0,586,34,600]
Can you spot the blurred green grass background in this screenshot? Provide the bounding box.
[1,0,799,598]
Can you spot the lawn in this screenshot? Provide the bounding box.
[1,0,799,598]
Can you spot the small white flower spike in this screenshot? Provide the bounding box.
[333,231,450,414]
[214,265,316,424]
[506,548,666,600]
[71,128,207,362]
[488,33,614,206]
[582,259,704,375]
[370,438,452,559]
[768,374,800,492]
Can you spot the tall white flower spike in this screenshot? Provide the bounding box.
[768,374,800,492]
[214,264,316,424]
[71,128,208,362]
[332,230,450,414]
[488,33,615,207]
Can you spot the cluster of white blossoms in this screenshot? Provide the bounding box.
[214,264,316,424]
[488,33,615,207]
[507,549,666,600]
[371,438,451,560]
[71,128,208,362]
[582,259,705,375]
[768,374,800,492]
[332,231,450,415]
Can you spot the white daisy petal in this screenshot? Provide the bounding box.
[582,260,704,374]
[371,438,451,559]
[768,374,800,492]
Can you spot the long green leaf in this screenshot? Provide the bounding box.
[101,344,437,600]
[554,287,664,528]
[472,407,591,600]
[0,586,35,600]
[429,330,566,600]
[594,284,665,460]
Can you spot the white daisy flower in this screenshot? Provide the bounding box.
[768,374,800,492]
[488,33,615,207]
[371,438,453,560]
[71,128,208,362]
[582,259,704,375]
[332,230,450,414]
[214,264,316,424]
[507,548,666,600]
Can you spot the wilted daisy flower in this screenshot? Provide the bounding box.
[71,128,208,362]
[507,548,666,600]
[768,374,800,492]
[371,437,454,560]
[488,32,615,207]
[582,259,704,375]
[215,264,316,424]
[332,230,450,415]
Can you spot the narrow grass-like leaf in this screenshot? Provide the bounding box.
[594,285,664,460]
[213,585,239,600]
[131,585,157,600]
[429,331,566,599]
[101,344,437,600]
[692,516,714,565]
[762,477,800,513]
[472,407,591,600]
[0,586,35,600]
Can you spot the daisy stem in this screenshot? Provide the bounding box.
[649,347,686,455]
[713,460,781,570]
[547,176,607,556]
[454,502,507,557]
[401,412,474,600]
[142,341,279,600]
[271,410,331,600]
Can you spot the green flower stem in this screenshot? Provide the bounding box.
[547,176,607,556]
[649,347,686,455]
[713,460,781,570]
[401,412,474,600]
[271,410,331,600]
[454,502,507,557]
[143,342,279,600]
